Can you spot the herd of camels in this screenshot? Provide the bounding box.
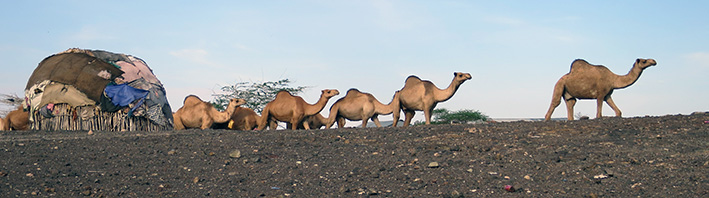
[1,58,657,131]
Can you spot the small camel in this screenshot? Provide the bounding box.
[225,107,261,130]
[173,95,246,130]
[257,89,339,130]
[544,58,657,121]
[326,88,401,128]
[295,113,328,130]
[2,106,29,131]
[394,72,472,126]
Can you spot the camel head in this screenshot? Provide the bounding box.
[635,58,657,70]
[228,98,247,107]
[321,89,340,99]
[453,72,473,84]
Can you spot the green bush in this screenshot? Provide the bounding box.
[415,108,489,125]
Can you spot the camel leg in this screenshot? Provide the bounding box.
[325,120,335,129]
[423,107,434,125]
[371,115,383,127]
[200,118,212,129]
[545,97,562,121]
[301,121,311,130]
[291,116,305,130]
[256,108,270,130]
[173,114,185,130]
[545,80,565,121]
[605,96,622,117]
[269,120,278,130]
[403,110,415,126]
[326,108,338,129]
[392,110,400,127]
[595,98,604,119]
[564,98,577,120]
[337,117,346,128]
[360,114,369,128]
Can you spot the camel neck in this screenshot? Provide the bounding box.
[614,64,644,89]
[213,103,237,123]
[305,95,329,116]
[374,93,400,115]
[435,79,462,102]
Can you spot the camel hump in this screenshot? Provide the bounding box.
[346,88,367,96]
[275,90,293,98]
[183,95,203,105]
[569,59,595,72]
[404,75,422,85]
[405,75,421,82]
[346,88,361,95]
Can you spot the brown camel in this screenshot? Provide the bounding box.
[544,58,657,121]
[225,107,261,130]
[294,113,328,129]
[2,106,29,131]
[257,89,340,130]
[326,88,401,128]
[173,95,246,130]
[394,72,472,126]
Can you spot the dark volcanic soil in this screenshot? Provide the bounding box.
[1,113,708,197]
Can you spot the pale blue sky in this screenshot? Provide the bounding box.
[1,1,707,121]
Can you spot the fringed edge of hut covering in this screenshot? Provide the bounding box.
[29,104,169,131]
[25,48,173,131]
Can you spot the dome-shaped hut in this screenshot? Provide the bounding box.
[24,48,173,131]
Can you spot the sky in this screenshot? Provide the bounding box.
[1,1,707,122]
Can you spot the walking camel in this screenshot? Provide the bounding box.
[394,72,472,126]
[326,88,401,128]
[544,58,657,121]
[257,89,339,130]
[173,95,246,130]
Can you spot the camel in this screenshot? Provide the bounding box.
[326,88,401,128]
[225,107,261,130]
[394,72,472,126]
[257,89,339,130]
[295,113,328,129]
[173,95,246,130]
[544,58,657,121]
[2,106,29,131]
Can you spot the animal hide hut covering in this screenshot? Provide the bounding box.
[24,48,173,131]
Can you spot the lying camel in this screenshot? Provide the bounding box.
[295,113,327,130]
[257,89,339,130]
[2,106,29,130]
[544,58,657,120]
[225,107,261,130]
[173,95,246,130]
[394,72,472,126]
[326,88,400,128]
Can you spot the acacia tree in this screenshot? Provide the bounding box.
[415,108,489,125]
[0,93,22,117]
[211,79,309,113]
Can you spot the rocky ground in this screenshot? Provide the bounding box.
[1,112,708,197]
